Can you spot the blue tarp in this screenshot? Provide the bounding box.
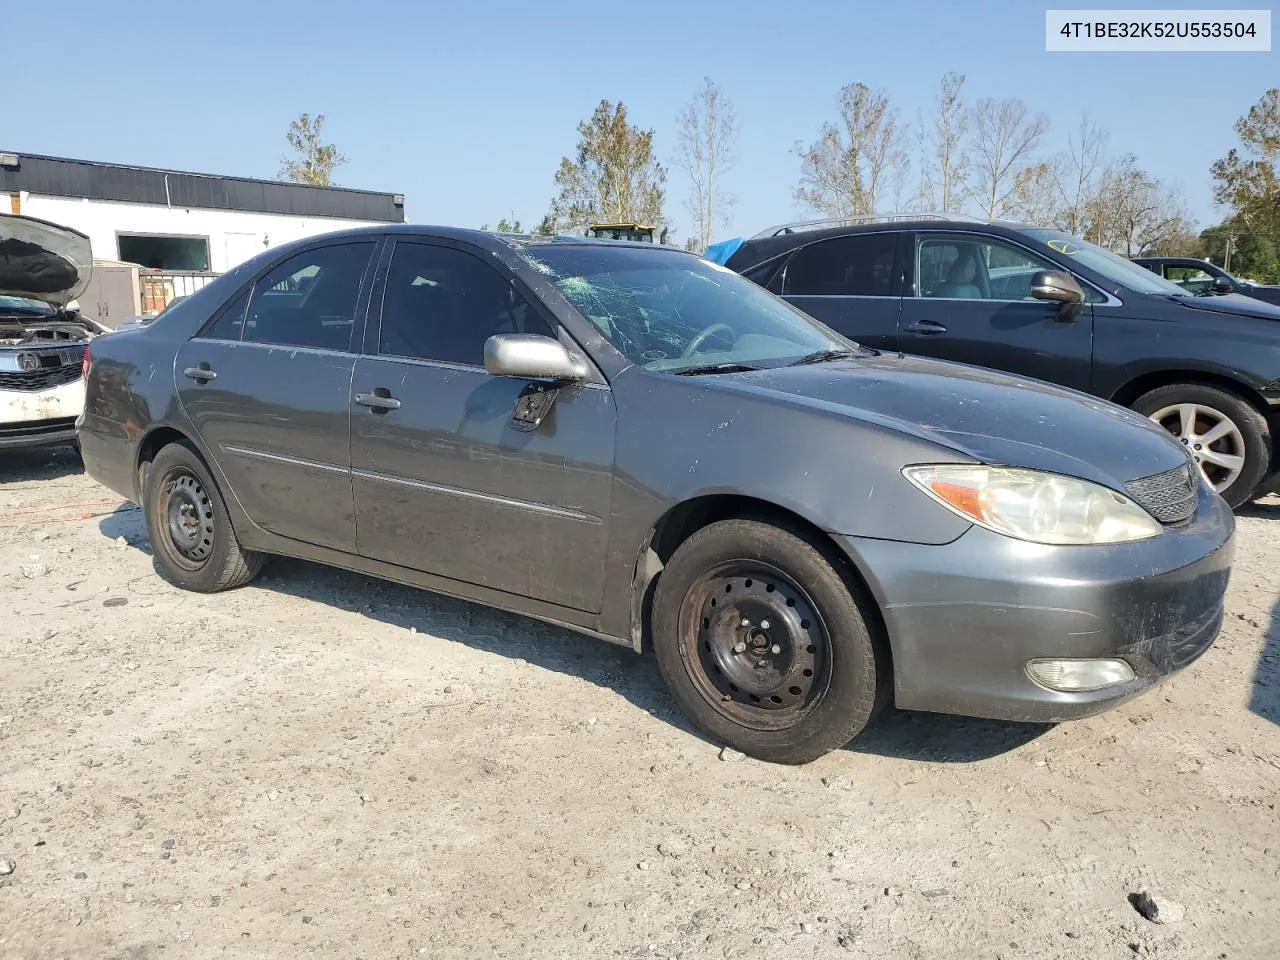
[703,237,745,265]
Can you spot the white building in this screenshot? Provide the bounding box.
[0,150,405,319]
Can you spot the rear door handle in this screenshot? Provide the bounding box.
[903,320,948,336]
[183,365,217,382]
[354,390,401,412]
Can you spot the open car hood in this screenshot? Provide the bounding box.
[0,214,93,307]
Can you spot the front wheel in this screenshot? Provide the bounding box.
[651,519,886,764]
[1132,383,1270,509]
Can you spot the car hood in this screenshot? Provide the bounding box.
[1171,292,1280,321]
[701,354,1188,488]
[0,214,93,307]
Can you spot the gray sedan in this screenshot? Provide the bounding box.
[77,226,1234,763]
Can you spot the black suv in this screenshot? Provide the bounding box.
[1132,256,1280,307]
[716,217,1280,508]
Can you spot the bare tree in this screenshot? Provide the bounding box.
[280,113,347,187]
[795,82,908,218]
[1053,116,1109,235]
[964,98,1049,219]
[1085,155,1194,255]
[931,72,969,213]
[1010,158,1064,225]
[548,100,666,231]
[675,77,739,251]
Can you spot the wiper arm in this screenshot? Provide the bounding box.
[673,362,761,376]
[789,349,861,366]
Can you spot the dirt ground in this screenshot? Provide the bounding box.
[1,445,1278,960]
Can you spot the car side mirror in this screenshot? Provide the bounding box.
[1030,270,1085,323]
[483,333,588,381]
[1211,276,1234,295]
[1030,270,1084,304]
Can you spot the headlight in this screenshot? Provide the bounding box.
[903,464,1162,545]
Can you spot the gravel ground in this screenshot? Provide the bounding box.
[1,446,1278,960]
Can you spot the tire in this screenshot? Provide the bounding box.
[651,519,886,764]
[143,441,264,592]
[1131,383,1270,509]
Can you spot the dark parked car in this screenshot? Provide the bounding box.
[78,226,1233,763]
[715,217,1280,509]
[1132,255,1280,307]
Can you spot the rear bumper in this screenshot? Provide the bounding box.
[0,379,85,449]
[839,484,1235,723]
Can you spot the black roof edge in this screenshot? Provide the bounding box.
[0,150,406,223]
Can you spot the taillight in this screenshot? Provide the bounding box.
[82,344,91,380]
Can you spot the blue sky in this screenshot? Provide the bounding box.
[2,0,1273,244]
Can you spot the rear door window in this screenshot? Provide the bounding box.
[243,242,376,351]
[783,234,898,297]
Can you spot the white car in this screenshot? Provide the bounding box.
[0,215,103,451]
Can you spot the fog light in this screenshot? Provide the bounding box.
[1026,658,1135,692]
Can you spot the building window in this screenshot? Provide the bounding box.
[118,234,211,272]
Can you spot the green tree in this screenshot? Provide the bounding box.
[1201,221,1280,282]
[280,113,347,187]
[1210,89,1280,243]
[548,100,667,231]
[480,217,523,233]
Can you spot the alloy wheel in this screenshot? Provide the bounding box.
[1149,402,1245,493]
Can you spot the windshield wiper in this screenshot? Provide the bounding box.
[789,349,862,366]
[673,362,761,376]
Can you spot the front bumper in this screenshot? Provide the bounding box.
[0,378,85,449]
[840,483,1235,723]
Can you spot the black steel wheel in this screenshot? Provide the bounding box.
[143,441,264,592]
[685,562,830,729]
[163,471,216,568]
[652,519,886,764]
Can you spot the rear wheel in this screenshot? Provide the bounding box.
[143,442,264,592]
[1132,383,1269,509]
[651,519,885,764]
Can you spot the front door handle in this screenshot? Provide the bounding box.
[183,365,217,382]
[354,389,401,412]
[903,319,948,336]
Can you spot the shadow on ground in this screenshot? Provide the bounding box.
[0,443,83,485]
[97,505,1044,763]
[1258,598,1280,728]
[1236,497,1280,727]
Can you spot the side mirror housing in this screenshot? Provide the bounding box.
[483,334,588,381]
[1030,270,1084,304]
[1211,276,1234,295]
[1031,270,1085,322]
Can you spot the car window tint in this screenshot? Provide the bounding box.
[198,288,249,341]
[783,234,897,297]
[243,242,375,351]
[917,236,1104,304]
[378,242,554,365]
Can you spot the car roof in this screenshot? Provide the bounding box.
[244,223,699,263]
[725,218,1039,272]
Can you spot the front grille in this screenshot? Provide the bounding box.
[1124,460,1197,524]
[0,365,83,392]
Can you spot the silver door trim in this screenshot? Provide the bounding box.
[222,443,350,475]
[351,467,603,523]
